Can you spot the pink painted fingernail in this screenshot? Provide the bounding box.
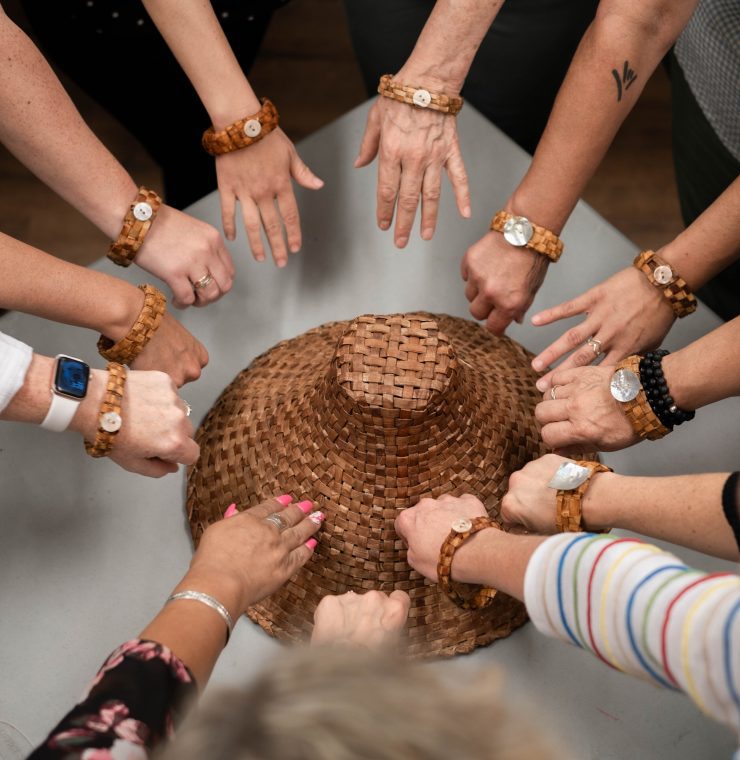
[276,494,293,506]
[308,510,325,525]
[224,503,238,519]
[305,538,318,550]
[297,500,314,514]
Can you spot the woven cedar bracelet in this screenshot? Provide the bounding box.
[84,362,127,458]
[490,210,564,262]
[437,516,500,610]
[108,187,162,267]
[556,461,613,532]
[377,74,463,115]
[202,98,279,156]
[615,355,670,441]
[98,284,166,365]
[633,251,697,318]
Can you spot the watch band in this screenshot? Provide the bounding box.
[98,284,166,365]
[490,210,564,262]
[201,98,279,156]
[40,355,89,432]
[633,250,697,318]
[437,516,500,610]
[613,355,670,441]
[84,362,127,458]
[108,187,162,267]
[556,460,613,532]
[377,74,464,115]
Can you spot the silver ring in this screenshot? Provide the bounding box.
[183,400,192,417]
[586,336,602,357]
[264,512,288,532]
[193,272,214,290]
[550,385,560,401]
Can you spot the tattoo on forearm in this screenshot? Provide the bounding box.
[612,60,637,102]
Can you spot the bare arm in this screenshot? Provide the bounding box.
[0,8,233,307]
[463,0,699,334]
[141,0,323,266]
[355,0,504,247]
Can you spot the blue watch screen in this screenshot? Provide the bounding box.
[55,357,90,399]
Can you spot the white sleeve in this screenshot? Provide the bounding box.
[0,330,33,413]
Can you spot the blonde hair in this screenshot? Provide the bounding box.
[162,647,560,760]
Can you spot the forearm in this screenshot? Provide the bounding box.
[0,232,144,341]
[510,1,697,232]
[142,0,259,129]
[584,472,738,560]
[662,317,740,410]
[0,9,137,237]
[658,177,740,289]
[397,0,505,92]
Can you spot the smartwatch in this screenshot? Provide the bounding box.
[40,354,90,432]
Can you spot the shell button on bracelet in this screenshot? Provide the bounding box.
[412,88,432,108]
[132,201,154,222]
[244,119,262,138]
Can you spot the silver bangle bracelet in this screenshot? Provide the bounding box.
[166,590,234,644]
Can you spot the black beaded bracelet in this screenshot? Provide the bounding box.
[638,350,695,430]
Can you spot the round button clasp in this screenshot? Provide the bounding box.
[653,264,673,285]
[244,119,262,138]
[451,518,473,534]
[412,88,432,108]
[100,411,123,433]
[132,202,153,222]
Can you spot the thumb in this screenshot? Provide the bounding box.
[291,151,324,190]
[354,111,381,168]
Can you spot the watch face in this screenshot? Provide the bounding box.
[653,264,673,285]
[55,357,90,399]
[503,216,533,247]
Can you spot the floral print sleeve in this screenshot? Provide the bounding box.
[29,639,197,759]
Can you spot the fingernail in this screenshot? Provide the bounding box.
[276,494,293,506]
[224,503,238,518]
[532,358,543,371]
[290,244,300,254]
[463,206,471,218]
[531,314,542,325]
[396,237,408,248]
[305,538,318,550]
[421,228,433,240]
[256,254,265,262]
[379,220,390,231]
[297,500,314,514]
[353,158,361,168]
[277,259,287,269]
[536,379,547,392]
[308,510,325,525]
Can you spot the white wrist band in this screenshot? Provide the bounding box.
[166,590,234,644]
[41,392,80,432]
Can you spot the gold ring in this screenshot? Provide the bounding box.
[586,337,602,357]
[193,273,214,290]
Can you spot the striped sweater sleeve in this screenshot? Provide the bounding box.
[523,533,740,739]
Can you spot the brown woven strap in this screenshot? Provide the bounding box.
[555,461,613,532]
[98,284,166,365]
[633,250,697,318]
[84,362,127,458]
[490,210,564,262]
[377,74,463,116]
[107,187,162,267]
[615,355,670,441]
[437,516,500,610]
[201,98,279,156]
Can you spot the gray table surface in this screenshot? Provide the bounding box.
[1,100,738,758]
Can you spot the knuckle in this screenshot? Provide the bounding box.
[397,195,419,213]
[422,187,441,203]
[378,185,397,204]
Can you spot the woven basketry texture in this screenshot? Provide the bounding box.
[187,313,557,658]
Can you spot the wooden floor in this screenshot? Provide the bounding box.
[0,0,684,268]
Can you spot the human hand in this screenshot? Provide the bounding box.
[216,129,323,267]
[530,266,675,389]
[394,494,488,583]
[462,230,549,335]
[130,311,208,387]
[500,454,570,532]
[71,367,199,477]
[536,366,640,454]
[355,93,469,248]
[185,496,323,616]
[135,205,235,308]
[311,590,411,649]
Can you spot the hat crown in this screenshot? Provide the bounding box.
[333,314,457,413]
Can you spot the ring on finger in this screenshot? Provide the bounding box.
[550,385,561,401]
[264,512,288,532]
[192,272,214,290]
[586,336,602,357]
[182,400,192,417]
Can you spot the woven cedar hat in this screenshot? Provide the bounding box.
[187,313,551,658]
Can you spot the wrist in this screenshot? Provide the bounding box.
[68,368,107,439]
[581,471,620,531]
[506,189,570,238]
[206,83,262,131]
[99,283,146,343]
[661,351,694,411]
[395,61,466,96]
[451,527,500,585]
[176,568,245,622]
